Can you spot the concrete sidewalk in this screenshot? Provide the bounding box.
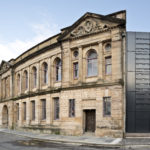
[0,128,122,148]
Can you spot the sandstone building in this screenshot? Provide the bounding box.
[0,10,126,137]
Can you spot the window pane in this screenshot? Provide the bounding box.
[32,101,35,120]
[33,68,37,87]
[43,63,48,84]
[103,97,111,116]
[17,103,19,121]
[92,60,98,76]
[69,99,75,117]
[54,98,59,120]
[105,57,112,75]
[73,63,78,78]
[24,71,28,89]
[88,61,92,76]
[17,74,21,93]
[23,102,26,120]
[87,50,98,76]
[41,99,46,120]
[56,59,61,81]
[106,65,112,75]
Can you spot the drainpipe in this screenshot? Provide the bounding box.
[121,31,126,138]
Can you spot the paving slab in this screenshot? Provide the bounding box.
[0,129,122,148]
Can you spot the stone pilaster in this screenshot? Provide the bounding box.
[98,42,103,80]
[78,46,83,83]
[37,62,40,90]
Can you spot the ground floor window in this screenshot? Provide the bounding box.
[54,97,59,120]
[41,99,46,120]
[23,102,26,120]
[69,99,75,117]
[103,97,111,116]
[17,103,19,121]
[31,101,35,120]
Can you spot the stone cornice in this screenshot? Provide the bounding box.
[0,80,124,102]
[13,42,60,68]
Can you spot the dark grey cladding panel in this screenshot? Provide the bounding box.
[126,32,150,133]
[127,52,135,71]
[136,32,150,39]
[127,32,136,51]
[127,72,135,91]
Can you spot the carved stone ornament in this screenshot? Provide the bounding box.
[70,19,110,38]
[84,20,93,32]
[0,61,10,73]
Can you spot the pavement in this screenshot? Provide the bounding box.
[1,128,150,149]
[0,128,122,148]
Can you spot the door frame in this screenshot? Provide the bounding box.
[83,109,96,133]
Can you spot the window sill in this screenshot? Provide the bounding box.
[55,80,61,83]
[24,90,29,94]
[73,77,78,80]
[40,119,46,123]
[32,87,38,92]
[69,116,75,118]
[41,85,48,89]
[105,74,112,76]
[104,52,111,55]
[86,75,98,78]
[103,115,111,117]
[53,119,60,121]
[31,119,35,122]
[42,84,48,86]
[23,120,26,123]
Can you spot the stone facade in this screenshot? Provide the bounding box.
[0,10,126,138]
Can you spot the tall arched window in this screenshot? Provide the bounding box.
[42,62,48,84]
[55,58,61,81]
[87,50,98,76]
[32,67,37,88]
[17,74,21,93]
[24,70,28,90]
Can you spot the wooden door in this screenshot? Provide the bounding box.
[85,110,96,132]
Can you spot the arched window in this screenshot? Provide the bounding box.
[32,67,37,88]
[17,74,21,93]
[24,70,28,90]
[55,58,61,81]
[42,62,48,84]
[87,50,98,76]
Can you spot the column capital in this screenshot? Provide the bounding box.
[97,41,103,45]
[78,46,82,49]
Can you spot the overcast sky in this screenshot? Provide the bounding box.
[0,0,150,62]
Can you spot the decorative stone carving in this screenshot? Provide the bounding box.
[0,61,11,74]
[70,19,110,38]
[84,20,93,32]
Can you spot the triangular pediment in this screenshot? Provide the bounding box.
[58,12,125,40]
[70,17,117,38]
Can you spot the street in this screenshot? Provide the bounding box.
[0,132,116,150]
[0,132,150,150]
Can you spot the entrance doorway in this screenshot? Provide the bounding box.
[84,109,96,132]
[2,105,8,128]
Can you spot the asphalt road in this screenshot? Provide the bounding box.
[0,132,150,150]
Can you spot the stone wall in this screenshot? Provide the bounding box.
[0,11,126,138]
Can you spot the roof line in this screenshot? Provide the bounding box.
[106,10,126,17]
[14,33,61,61]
